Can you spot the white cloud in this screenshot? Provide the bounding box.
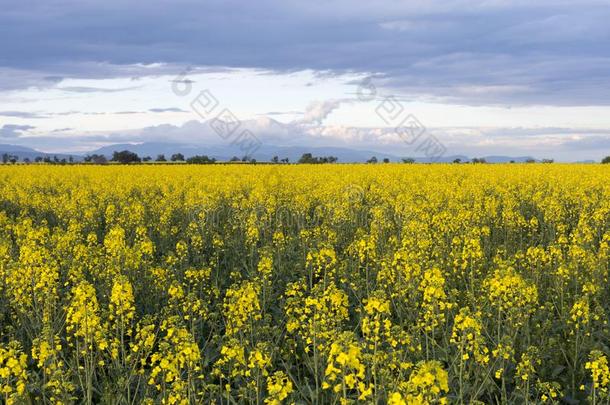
[298,99,351,125]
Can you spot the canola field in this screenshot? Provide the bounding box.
[0,164,609,404]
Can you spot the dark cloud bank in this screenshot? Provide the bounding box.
[1,0,610,106]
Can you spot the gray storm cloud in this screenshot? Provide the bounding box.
[0,1,609,106]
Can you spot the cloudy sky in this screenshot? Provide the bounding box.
[1,0,610,160]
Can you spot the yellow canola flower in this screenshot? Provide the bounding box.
[109,275,135,325]
[483,266,538,326]
[586,350,610,400]
[265,371,293,405]
[391,360,449,405]
[223,280,262,336]
[65,281,108,352]
[451,307,489,365]
[323,332,372,401]
[0,341,28,405]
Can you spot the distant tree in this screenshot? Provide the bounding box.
[297,153,337,164]
[319,156,338,163]
[542,159,554,164]
[367,156,378,164]
[383,158,390,163]
[171,153,185,162]
[281,157,290,164]
[156,154,167,162]
[43,156,51,163]
[271,155,279,163]
[525,158,536,164]
[142,156,152,162]
[93,154,107,164]
[9,156,18,164]
[230,156,241,162]
[60,158,67,164]
[472,158,487,164]
[1,153,8,164]
[53,156,59,163]
[402,158,415,164]
[84,154,108,164]
[112,150,141,164]
[298,153,314,163]
[509,160,515,163]
[69,155,74,163]
[453,158,462,164]
[186,155,216,164]
[602,156,610,164]
[35,156,43,163]
[23,157,31,163]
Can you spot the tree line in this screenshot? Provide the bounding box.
[3,151,610,164]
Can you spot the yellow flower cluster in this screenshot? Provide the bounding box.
[223,281,262,336]
[0,341,28,405]
[109,275,135,325]
[586,350,610,401]
[483,266,538,326]
[390,360,449,405]
[418,268,453,333]
[570,297,591,332]
[323,332,372,401]
[450,307,489,365]
[149,317,201,404]
[361,294,392,347]
[65,281,107,352]
[306,246,338,285]
[265,371,293,405]
[6,222,59,317]
[31,327,74,403]
[516,346,540,383]
[215,339,247,379]
[257,254,274,281]
[284,281,349,353]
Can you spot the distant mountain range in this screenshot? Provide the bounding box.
[0,144,78,161]
[0,142,575,163]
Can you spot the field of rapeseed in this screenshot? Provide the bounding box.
[0,164,609,404]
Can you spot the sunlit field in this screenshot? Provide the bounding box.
[0,164,609,404]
